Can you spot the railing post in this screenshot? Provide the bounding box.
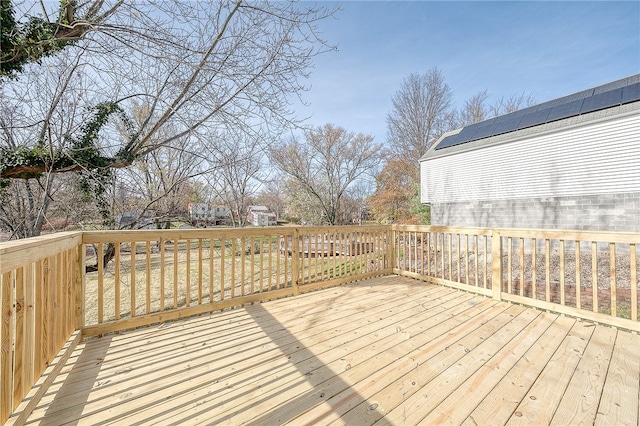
[491,230,502,301]
[1,270,13,424]
[292,227,300,295]
[390,225,396,272]
[75,237,85,333]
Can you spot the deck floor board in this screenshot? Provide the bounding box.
[9,275,640,425]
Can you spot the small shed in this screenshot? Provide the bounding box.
[420,74,640,232]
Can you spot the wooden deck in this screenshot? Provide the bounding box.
[11,275,640,425]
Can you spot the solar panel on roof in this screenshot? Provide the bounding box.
[491,115,524,136]
[580,88,623,114]
[517,107,552,130]
[431,74,639,152]
[468,118,497,141]
[435,120,487,150]
[434,125,479,150]
[594,79,627,94]
[546,99,585,123]
[434,133,463,150]
[622,82,640,104]
[538,88,593,109]
[455,124,481,140]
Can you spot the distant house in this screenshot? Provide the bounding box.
[116,211,155,229]
[247,205,277,226]
[420,74,640,232]
[188,204,232,227]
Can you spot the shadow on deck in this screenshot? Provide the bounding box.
[8,275,640,425]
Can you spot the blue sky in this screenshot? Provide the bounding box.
[295,1,640,144]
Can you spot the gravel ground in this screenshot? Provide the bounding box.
[406,244,639,316]
[412,246,638,290]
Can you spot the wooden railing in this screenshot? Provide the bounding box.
[0,232,83,424]
[1,224,639,424]
[392,226,494,297]
[81,225,392,337]
[392,225,640,331]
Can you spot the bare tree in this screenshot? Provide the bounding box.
[341,181,372,225]
[2,1,336,178]
[0,1,337,238]
[386,68,457,165]
[255,179,287,223]
[110,103,203,229]
[119,139,202,229]
[458,90,535,128]
[0,177,53,239]
[270,124,382,226]
[0,52,99,237]
[1,0,126,77]
[489,92,536,116]
[459,90,489,126]
[282,178,324,225]
[202,129,270,227]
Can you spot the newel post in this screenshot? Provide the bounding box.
[491,230,502,301]
[292,227,300,295]
[75,234,86,332]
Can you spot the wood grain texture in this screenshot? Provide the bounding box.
[551,325,617,425]
[0,232,82,274]
[595,330,640,425]
[1,271,13,424]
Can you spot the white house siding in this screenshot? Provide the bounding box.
[420,108,640,232]
[422,113,640,204]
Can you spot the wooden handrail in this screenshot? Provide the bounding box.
[391,225,640,332]
[80,225,391,337]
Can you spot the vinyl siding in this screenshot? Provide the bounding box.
[421,112,640,204]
